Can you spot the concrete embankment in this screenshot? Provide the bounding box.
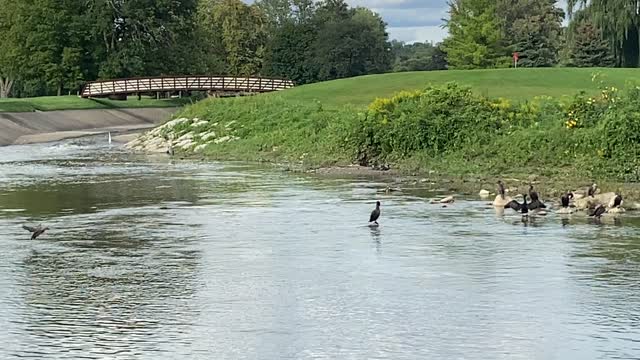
[0,107,178,146]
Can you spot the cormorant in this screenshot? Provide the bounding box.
[587,183,598,197]
[560,192,574,208]
[504,194,529,215]
[528,184,546,210]
[589,204,606,218]
[497,180,506,200]
[369,201,381,225]
[22,225,49,240]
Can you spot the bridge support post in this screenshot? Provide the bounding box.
[137,93,141,101]
[156,91,160,100]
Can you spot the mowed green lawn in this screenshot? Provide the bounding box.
[272,67,640,107]
[0,95,192,112]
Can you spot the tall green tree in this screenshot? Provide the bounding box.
[568,0,640,67]
[569,21,615,67]
[442,0,510,69]
[87,0,201,78]
[510,0,564,67]
[0,0,19,97]
[497,0,564,67]
[311,4,391,80]
[263,20,317,83]
[210,0,267,76]
[392,41,448,72]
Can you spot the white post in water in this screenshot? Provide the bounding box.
[108,132,112,144]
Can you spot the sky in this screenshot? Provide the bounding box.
[246,0,569,44]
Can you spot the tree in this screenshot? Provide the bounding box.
[209,0,268,76]
[0,0,19,97]
[499,0,564,67]
[568,0,640,67]
[392,41,448,72]
[442,0,510,69]
[311,6,391,81]
[87,0,201,79]
[256,0,294,31]
[569,21,615,67]
[263,21,317,83]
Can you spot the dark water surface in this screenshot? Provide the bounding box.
[1,137,640,359]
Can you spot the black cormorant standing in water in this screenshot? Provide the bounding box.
[497,180,506,199]
[505,194,529,215]
[369,201,381,225]
[589,204,606,218]
[560,192,574,208]
[22,225,49,240]
[527,184,546,210]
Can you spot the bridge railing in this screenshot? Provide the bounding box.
[81,76,295,98]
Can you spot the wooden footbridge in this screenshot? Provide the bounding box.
[81,75,295,98]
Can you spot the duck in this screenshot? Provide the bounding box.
[22,225,49,240]
[527,184,546,210]
[369,201,381,225]
[505,194,529,215]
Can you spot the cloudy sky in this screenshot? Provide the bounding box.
[348,0,449,44]
[246,0,569,44]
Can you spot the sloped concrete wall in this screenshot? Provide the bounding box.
[0,107,177,146]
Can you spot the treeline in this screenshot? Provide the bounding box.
[0,0,435,98]
[442,0,624,69]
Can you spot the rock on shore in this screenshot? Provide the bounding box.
[126,117,240,153]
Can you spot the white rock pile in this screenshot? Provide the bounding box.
[126,117,241,154]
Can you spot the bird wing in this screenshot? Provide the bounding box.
[22,225,36,233]
[504,200,522,211]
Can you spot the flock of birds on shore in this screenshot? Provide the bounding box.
[368,180,625,226]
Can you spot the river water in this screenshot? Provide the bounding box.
[0,136,639,359]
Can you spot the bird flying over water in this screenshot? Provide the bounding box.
[369,201,381,225]
[504,194,529,215]
[22,225,49,240]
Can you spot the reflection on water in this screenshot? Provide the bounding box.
[0,137,640,359]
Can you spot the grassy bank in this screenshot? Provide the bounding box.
[0,95,193,112]
[129,68,640,186]
[264,68,640,106]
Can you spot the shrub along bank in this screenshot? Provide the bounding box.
[128,81,640,182]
